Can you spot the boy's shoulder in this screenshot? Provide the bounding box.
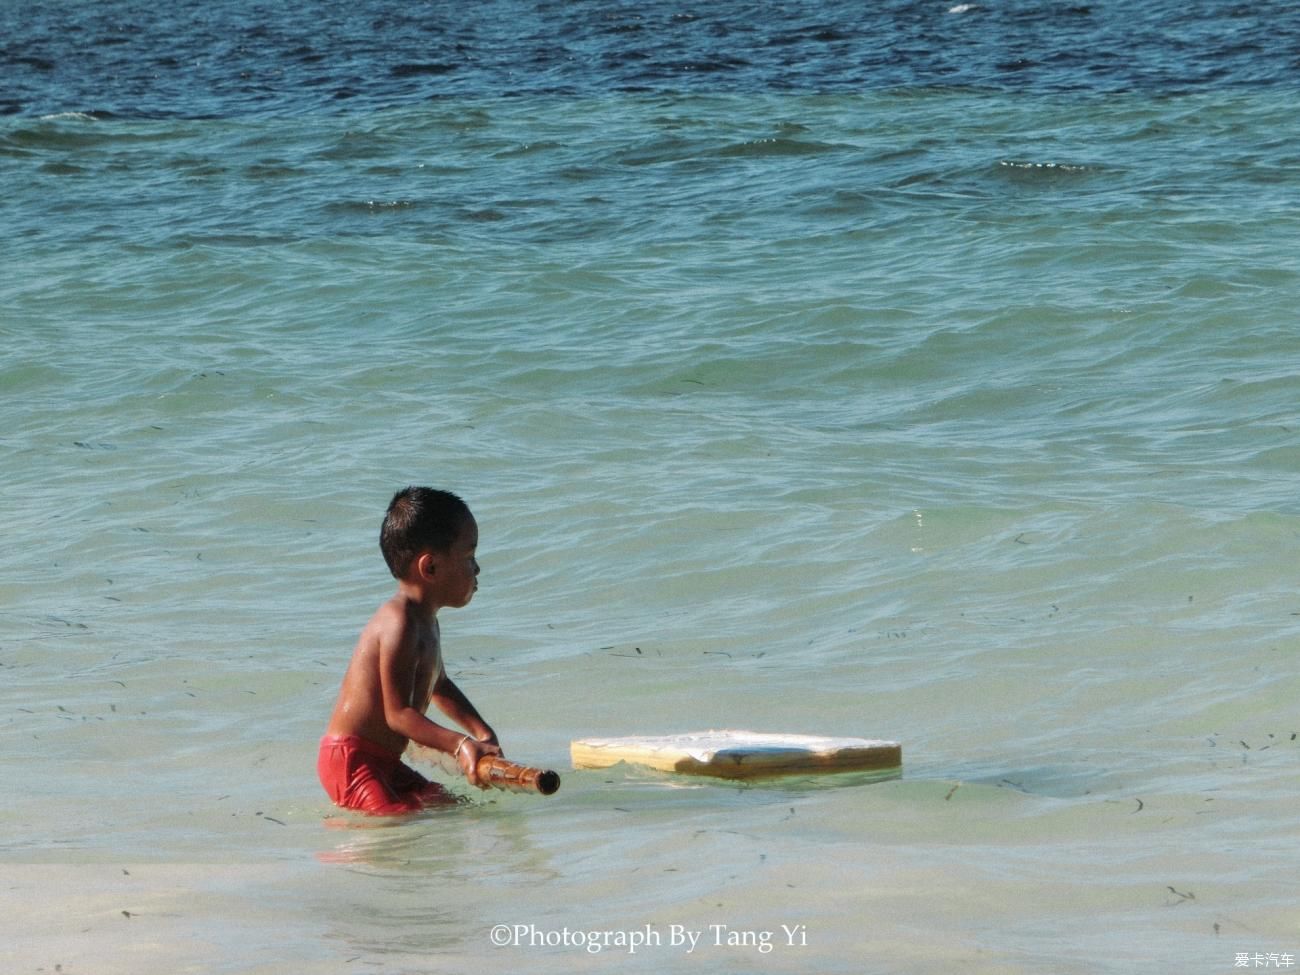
[365,593,412,636]
[362,592,434,649]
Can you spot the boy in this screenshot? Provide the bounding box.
[318,487,501,815]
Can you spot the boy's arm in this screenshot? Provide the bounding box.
[430,669,502,784]
[375,619,474,759]
[373,610,501,787]
[430,669,498,746]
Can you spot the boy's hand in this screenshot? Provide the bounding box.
[456,735,503,788]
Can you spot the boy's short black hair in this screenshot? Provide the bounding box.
[380,487,472,579]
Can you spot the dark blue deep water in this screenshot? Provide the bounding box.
[3,0,1298,118]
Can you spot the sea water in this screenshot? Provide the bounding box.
[2,1,1298,972]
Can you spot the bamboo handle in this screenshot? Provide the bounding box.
[475,755,561,796]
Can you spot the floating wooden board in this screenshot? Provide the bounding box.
[570,730,902,780]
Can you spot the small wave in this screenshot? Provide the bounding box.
[2,112,128,152]
[38,160,85,176]
[998,160,1094,173]
[390,62,457,79]
[717,137,844,159]
[38,112,103,122]
[493,141,566,159]
[326,199,419,214]
[768,24,854,45]
[663,56,753,75]
[614,135,700,167]
[994,159,1103,185]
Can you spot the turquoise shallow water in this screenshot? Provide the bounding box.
[3,3,1300,970]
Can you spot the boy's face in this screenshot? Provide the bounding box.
[424,515,480,608]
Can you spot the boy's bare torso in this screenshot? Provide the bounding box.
[324,594,443,756]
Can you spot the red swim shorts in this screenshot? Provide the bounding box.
[318,734,451,815]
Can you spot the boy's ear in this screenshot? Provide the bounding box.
[416,552,436,579]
